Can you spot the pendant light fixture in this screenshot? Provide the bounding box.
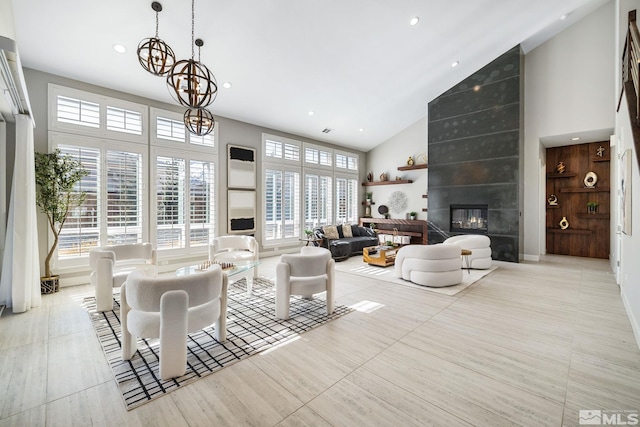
[166,0,218,109]
[184,107,215,136]
[137,2,176,76]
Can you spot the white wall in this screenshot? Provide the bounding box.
[615,0,640,347]
[523,2,616,260]
[365,117,427,221]
[616,96,640,346]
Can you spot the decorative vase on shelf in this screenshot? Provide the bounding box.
[559,216,569,230]
[380,173,388,182]
[407,156,414,166]
[584,171,597,188]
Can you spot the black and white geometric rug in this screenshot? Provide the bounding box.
[84,277,353,410]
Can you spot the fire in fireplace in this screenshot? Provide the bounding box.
[450,204,488,234]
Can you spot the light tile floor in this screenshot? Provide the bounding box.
[0,254,639,427]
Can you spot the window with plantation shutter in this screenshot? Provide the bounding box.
[156,156,186,249]
[106,150,143,244]
[189,160,215,247]
[265,139,283,159]
[106,106,143,135]
[304,144,333,169]
[263,134,300,164]
[156,116,186,142]
[56,95,100,128]
[304,173,332,230]
[283,143,299,161]
[335,152,358,172]
[189,132,215,148]
[57,145,100,257]
[336,177,358,224]
[154,154,216,251]
[264,167,300,242]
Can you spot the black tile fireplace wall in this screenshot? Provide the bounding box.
[427,45,522,262]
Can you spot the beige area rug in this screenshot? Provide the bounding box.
[335,256,497,296]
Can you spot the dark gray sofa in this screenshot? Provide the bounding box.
[313,224,378,260]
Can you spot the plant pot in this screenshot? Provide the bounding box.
[410,215,416,220]
[40,275,60,294]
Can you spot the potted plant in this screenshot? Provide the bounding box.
[409,211,417,220]
[304,229,314,238]
[35,149,89,293]
[587,201,598,214]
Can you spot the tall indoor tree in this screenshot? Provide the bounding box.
[35,148,89,281]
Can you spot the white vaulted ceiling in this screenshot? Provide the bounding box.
[11,0,610,151]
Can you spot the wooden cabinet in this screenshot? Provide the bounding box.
[359,218,428,245]
[545,142,610,259]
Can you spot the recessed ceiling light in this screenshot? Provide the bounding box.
[308,110,315,116]
[451,61,459,68]
[222,82,232,89]
[571,137,580,141]
[560,14,569,20]
[359,128,365,132]
[113,44,127,54]
[409,17,420,26]
[473,85,481,91]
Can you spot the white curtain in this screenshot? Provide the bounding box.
[0,114,41,312]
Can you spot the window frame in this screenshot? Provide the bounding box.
[48,84,148,144]
[49,132,149,269]
[150,146,218,257]
[150,107,218,155]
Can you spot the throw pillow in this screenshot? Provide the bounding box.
[350,224,361,236]
[341,224,353,238]
[322,225,339,239]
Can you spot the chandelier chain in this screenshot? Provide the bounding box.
[155,10,159,38]
[191,0,195,60]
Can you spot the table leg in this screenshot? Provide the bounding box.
[246,275,254,294]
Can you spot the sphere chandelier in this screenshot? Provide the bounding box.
[137,2,175,76]
[184,107,215,136]
[166,0,218,109]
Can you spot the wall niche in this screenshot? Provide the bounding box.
[545,141,610,259]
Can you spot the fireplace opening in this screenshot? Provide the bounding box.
[450,204,488,234]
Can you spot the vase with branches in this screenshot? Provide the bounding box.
[35,149,89,286]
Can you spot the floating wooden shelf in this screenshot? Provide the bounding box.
[361,201,376,205]
[359,218,428,245]
[397,164,428,171]
[546,173,577,178]
[422,194,428,198]
[362,180,413,186]
[577,213,610,219]
[592,158,610,162]
[546,205,560,209]
[546,229,592,235]
[422,208,428,212]
[560,188,610,193]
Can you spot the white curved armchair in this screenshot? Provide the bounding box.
[89,243,157,312]
[443,234,492,269]
[395,244,463,287]
[121,265,227,380]
[276,246,335,320]
[209,235,259,278]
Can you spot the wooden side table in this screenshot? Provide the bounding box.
[461,249,472,274]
